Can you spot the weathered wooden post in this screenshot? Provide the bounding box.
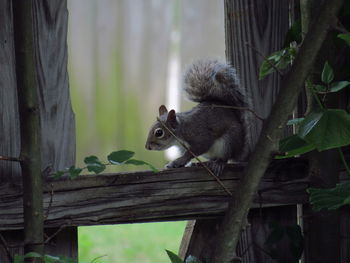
[0,0,77,260]
[179,1,294,262]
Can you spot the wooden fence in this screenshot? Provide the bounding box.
[1,0,349,263]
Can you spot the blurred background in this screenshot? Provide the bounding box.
[67,0,225,262]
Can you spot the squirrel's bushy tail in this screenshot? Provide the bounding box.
[183,59,248,107]
[183,59,253,161]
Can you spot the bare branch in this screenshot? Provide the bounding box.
[0,233,13,263]
[13,0,44,256]
[0,156,22,162]
[44,184,54,220]
[333,18,350,34]
[44,224,67,244]
[212,0,344,262]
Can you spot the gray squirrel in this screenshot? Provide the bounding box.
[145,59,251,175]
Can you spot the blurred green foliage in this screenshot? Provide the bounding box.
[78,222,186,263]
[69,58,166,173]
[68,38,180,262]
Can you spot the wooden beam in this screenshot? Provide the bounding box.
[0,159,309,230]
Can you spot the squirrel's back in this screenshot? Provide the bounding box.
[183,59,252,161]
[183,59,248,107]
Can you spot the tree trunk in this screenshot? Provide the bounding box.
[13,0,44,258]
[212,0,343,262]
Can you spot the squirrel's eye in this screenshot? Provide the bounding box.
[154,128,164,138]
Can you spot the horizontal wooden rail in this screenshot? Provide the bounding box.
[0,159,309,230]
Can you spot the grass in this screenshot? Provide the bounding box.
[78,221,187,263]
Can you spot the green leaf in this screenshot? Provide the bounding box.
[313,84,327,93]
[84,155,99,164]
[308,182,350,211]
[259,59,276,79]
[298,109,350,151]
[108,150,135,164]
[24,252,43,258]
[343,195,350,205]
[14,255,25,263]
[321,61,334,84]
[259,47,295,80]
[287,118,305,126]
[125,159,158,172]
[185,255,202,263]
[62,258,77,263]
[315,81,350,93]
[84,155,106,174]
[43,255,60,263]
[283,19,302,47]
[298,111,323,137]
[53,170,65,179]
[68,165,83,178]
[329,81,350,92]
[276,134,315,159]
[338,33,350,46]
[166,250,184,263]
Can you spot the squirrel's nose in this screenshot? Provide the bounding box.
[145,143,151,150]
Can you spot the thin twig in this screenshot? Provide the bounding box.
[333,19,350,34]
[157,118,233,196]
[338,148,350,176]
[245,42,284,77]
[44,224,67,244]
[310,86,324,109]
[321,83,330,103]
[0,156,22,162]
[0,232,13,263]
[208,104,265,121]
[44,184,54,220]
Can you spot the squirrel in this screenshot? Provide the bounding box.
[145,59,251,176]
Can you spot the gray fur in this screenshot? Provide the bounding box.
[183,59,246,107]
[145,59,252,174]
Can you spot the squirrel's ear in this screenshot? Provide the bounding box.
[167,110,178,129]
[159,105,168,117]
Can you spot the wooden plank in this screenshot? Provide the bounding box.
[0,160,310,230]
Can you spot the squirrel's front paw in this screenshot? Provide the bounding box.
[166,160,185,169]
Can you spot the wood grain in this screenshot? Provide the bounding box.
[180,1,292,261]
[0,0,75,180]
[0,0,21,181]
[0,0,76,260]
[0,161,310,230]
[225,0,290,149]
